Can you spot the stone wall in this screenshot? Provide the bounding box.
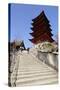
[37,51,58,71]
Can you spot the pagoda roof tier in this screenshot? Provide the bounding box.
[29,39,35,44]
[30,30,53,38]
[31,27,52,32]
[34,33,54,42]
[30,33,54,44]
[30,26,52,32]
[32,11,49,24]
[32,16,49,26]
[31,20,50,27]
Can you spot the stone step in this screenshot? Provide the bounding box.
[10,50,58,86]
[16,74,57,83]
[11,71,57,80]
[16,75,58,86]
[11,70,58,86]
[17,67,55,73]
[16,78,58,86]
[18,66,51,69]
[11,69,56,78]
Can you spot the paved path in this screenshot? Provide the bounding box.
[10,50,58,86]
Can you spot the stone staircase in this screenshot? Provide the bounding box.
[10,50,58,87]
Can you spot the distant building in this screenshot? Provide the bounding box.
[10,40,25,51]
[29,11,54,44]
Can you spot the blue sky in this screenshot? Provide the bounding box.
[10,4,58,48]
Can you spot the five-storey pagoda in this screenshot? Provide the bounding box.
[29,11,54,44]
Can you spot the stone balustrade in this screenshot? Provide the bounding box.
[37,51,58,71]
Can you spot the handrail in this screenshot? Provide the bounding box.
[13,51,20,86]
[9,50,20,86]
